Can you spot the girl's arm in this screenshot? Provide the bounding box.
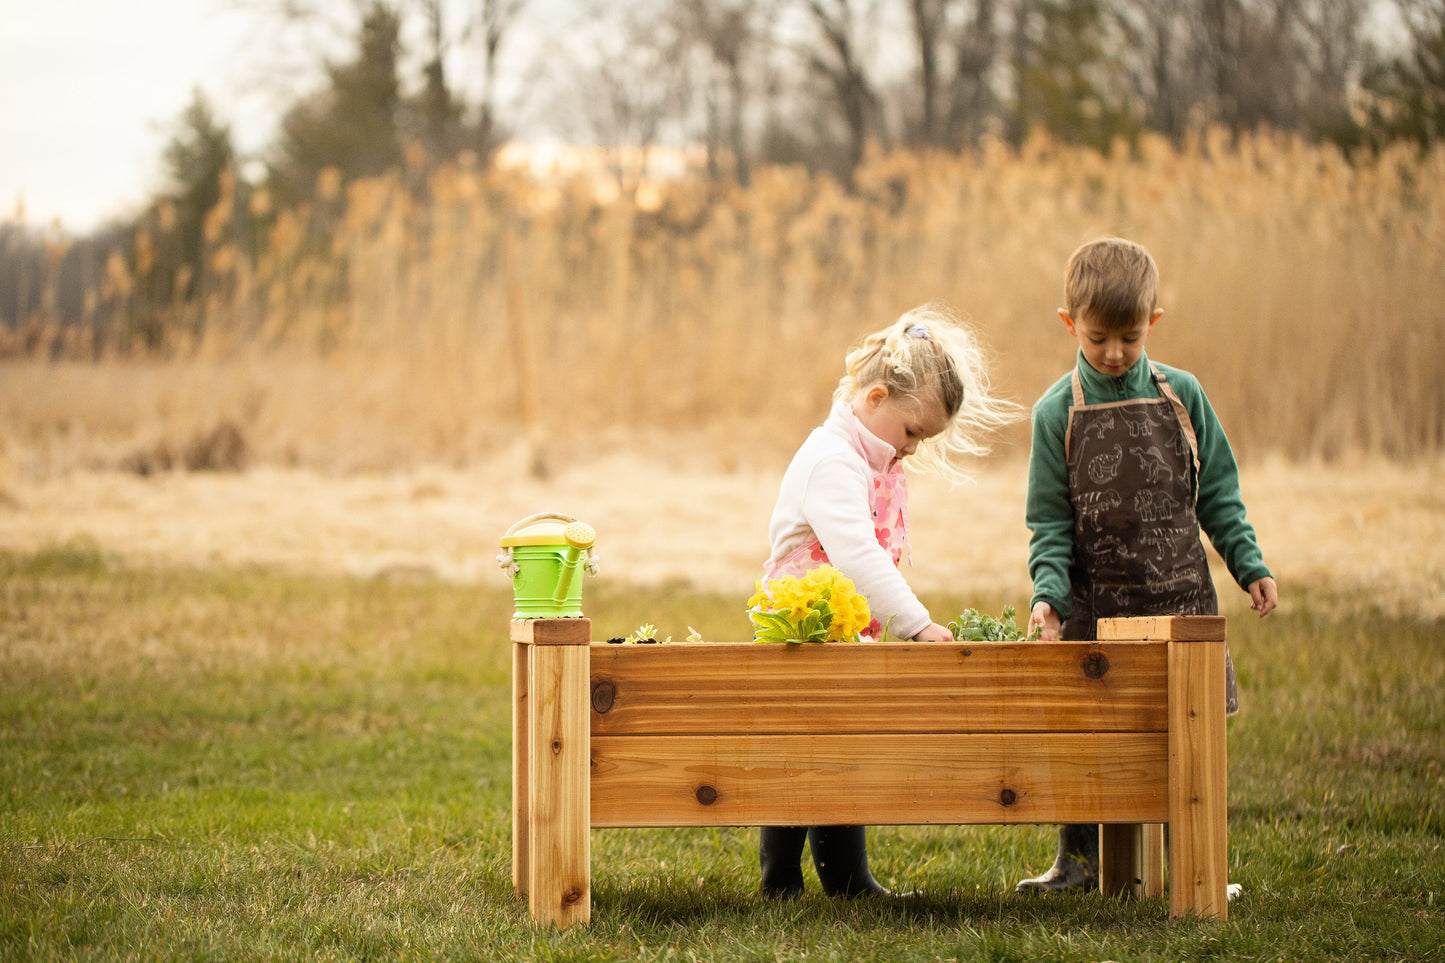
[801,456,933,639]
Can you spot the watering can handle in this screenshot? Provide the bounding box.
[501,512,577,537]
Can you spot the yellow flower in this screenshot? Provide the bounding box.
[747,565,870,643]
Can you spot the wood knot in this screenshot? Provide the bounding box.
[695,785,718,806]
[999,788,1017,807]
[550,739,562,756]
[591,681,616,714]
[562,886,583,905]
[1081,651,1111,680]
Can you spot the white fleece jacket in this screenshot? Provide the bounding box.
[764,402,932,639]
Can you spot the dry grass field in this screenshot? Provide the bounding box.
[0,446,1441,621]
[3,135,1444,963]
[2,131,1442,617]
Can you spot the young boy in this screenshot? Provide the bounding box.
[1017,236,1278,893]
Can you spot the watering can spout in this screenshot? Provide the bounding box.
[552,521,597,604]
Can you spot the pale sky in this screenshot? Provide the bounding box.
[0,0,577,234]
[0,0,268,233]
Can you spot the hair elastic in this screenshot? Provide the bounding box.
[905,324,931,340]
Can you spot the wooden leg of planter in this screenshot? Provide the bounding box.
[512,637,530,899]
[526,623,591,927]
[1167,630,1228,919]
[1100,823,1166,899]
[1142,823,1165,898]
[1099,824,1140,898]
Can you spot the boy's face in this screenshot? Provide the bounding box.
[1060,307,1162,377]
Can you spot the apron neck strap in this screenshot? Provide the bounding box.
[1151,364,1202,495]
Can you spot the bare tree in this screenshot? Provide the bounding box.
[799,0,887,178]
[905,0,1003,147]
[911,0,949,144]
[466,0,529,161]
[1001,0,1036,142]
[1110,0,1194,138]
[1295,0,1369,136]
[554,2,692,194]
[945,0,1003,145]
[1360,0,1445,145]
[413,0,462,161]
[673,0,772,185]
[1191,0,1294,130]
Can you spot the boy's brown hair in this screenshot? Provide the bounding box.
[1063,237,1158,331]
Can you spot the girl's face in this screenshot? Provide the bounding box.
[852,384,949,465]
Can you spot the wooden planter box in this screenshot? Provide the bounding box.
[512,615,1229,927]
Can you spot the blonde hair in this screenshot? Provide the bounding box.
[833,303,1018,485]
[1063,236,1159,331]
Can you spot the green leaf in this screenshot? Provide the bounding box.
[948,607,1039,642]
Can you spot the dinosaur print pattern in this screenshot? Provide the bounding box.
[1133,489,1180,523]
[1074,489,1122,523]
[1120,406,1155,437]
[1137,525,1198,561]
[1083,410,1115,441]
[1063,366,1234,714]
[1087,444,1123,484]
[1131,445,1175,484]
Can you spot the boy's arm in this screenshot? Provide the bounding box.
[1182,375,1273,590]
[1249,576,1278,617]
[1026,397,1075,622]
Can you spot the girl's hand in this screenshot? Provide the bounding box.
[1248,577,1278,617]
[1028,602,1061,641]
[915,622,955,643]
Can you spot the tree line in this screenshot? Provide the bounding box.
[3,0,1443,345]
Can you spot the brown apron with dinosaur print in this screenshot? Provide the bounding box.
[1063,363,1238,714]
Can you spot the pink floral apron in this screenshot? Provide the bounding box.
[762,461,909,641]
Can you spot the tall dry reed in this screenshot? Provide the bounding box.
[3,130,1441,473]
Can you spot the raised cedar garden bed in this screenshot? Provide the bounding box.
[511,615,1229,927]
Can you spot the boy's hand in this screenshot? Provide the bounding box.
[1028,602,1061,641]
[915,622,955,643]
[1248,577,1278,617]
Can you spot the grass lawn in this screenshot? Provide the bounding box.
[2,545,1442,961]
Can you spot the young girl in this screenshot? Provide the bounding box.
[758,303,1016,898]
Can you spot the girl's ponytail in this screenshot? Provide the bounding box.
[836,303,1019,485]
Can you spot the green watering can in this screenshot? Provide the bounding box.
[498,513,598,619]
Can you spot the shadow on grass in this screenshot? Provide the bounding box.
[593,874,1178,932]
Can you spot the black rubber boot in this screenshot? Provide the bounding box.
[760,826,808,898]
[807,825,894,898]
[1015,823,1100,893]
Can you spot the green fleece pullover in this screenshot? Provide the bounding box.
[1027,350,1272,620]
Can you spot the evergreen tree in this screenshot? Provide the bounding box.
[409,0,464,163]
[160,89,236,288]
[1361,1,1445,146]
[272,1,403,203]
[1010,0,1137,149]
